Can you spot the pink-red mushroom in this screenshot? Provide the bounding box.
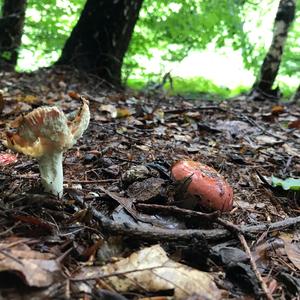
[171,160,233,212]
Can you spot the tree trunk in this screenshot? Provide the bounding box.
[56,0,144,86]
[0,0,27,71]
[290,84,300,103]
[249,0,296,101]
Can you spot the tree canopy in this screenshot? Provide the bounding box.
[0,0,299,95]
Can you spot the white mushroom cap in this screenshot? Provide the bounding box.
[5,97,90,157]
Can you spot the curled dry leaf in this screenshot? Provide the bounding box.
[0,238,62,287]
[73,245,221,300]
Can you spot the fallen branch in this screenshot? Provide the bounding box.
[137,203,300,236]
[73,196,230,242]
[240,216,300,234]
[73,196,300,243]
[238,233,274,300]
[164,105,226,114]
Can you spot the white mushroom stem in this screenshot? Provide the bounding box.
[37,152,63,198]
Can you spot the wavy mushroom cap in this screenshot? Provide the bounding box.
[5,98,90,157]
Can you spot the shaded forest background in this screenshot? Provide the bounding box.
[0,0,299,100]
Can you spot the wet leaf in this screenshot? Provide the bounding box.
[127,177,166,202]
[74,245,221,300]
[278,272,300,295]
[13,215,55,232]
[211,246,248,265]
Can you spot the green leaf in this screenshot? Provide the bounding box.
[272,176,300,191]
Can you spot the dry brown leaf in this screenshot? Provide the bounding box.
[74,245,221,300]
[16,94,38,104]
[99,104,118,118]
[117,107,131,118]
[282,143,300,158]
[288,119,300,129]
[0,238,62,287]
[271,105,285,115]
[280,233,300,270]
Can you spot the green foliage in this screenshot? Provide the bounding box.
[19,0,85,69]
[0,0,298,95]
[128,76,249,98]
[272,176,300,191]
[124,0,254,79]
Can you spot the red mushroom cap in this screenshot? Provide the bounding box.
[171,160,233,212]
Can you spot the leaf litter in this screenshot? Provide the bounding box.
[0,67,300,299]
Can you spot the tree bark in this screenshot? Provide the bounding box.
[56,0,143,86]
[290,84,300,103]
[249,0,296,101]
[0,0,27,71]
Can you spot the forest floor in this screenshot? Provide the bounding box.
[0,67,300,299]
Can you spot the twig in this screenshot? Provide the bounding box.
[236,113,286,141]
[238,233,274,300]
[73,194,300,242]
[240,216,300,234]
[136,203,219,221]
[164,105,226,114]
[65,179,118,184]
[73,196,230,242]
[214,218,274,299]
[137,204,300,236]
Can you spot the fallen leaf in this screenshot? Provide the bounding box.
[280,233,300,270]
[73,245,221,300]
[117,107,131,118]
[0,238,62,287]
[271,105,285,115]
[13,215,55,232]
[282,143,300,158]
[288,119,300,129]
[255,135,279,145]
[173,134,192,143]
[100,104,118,118]
[68,90,80,100]
[127,177,166,202]
[16,94,38,104]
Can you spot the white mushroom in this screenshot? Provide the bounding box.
[4,97,90,198]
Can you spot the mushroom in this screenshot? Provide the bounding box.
[4,97,90,198]
[171,160,233,211]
